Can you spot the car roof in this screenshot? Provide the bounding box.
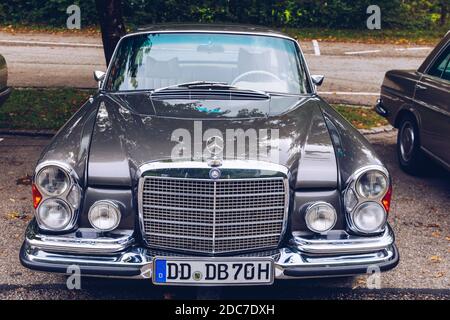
[131,23,294,40]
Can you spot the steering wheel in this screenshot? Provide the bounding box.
[231,70,281,86]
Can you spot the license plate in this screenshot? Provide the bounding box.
[152,257,274,285]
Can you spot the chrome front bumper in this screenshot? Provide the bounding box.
[20,220,399,281]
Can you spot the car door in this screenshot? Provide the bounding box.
[414,43,450,167]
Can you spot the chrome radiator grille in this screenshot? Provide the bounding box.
[140,176,287,254]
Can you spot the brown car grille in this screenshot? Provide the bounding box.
[141,176,287,254]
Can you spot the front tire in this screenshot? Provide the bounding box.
[397,114,424,175]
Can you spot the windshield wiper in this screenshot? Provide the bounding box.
[152,81,270,98]
[153,81,228,92]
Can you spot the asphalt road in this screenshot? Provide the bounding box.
[0,131,448,300]
[0,31,436,105]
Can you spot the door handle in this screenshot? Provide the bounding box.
[416,84,427,90]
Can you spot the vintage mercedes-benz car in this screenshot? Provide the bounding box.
[377,31,449,174]
[20,25,398,285]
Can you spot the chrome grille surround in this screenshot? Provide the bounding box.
[138,161,289,255]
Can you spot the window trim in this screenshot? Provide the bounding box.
[424,42,450,78]
[442,55,450,81]
[102,30,315,95]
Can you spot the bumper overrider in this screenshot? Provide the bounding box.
[20,219,399,282]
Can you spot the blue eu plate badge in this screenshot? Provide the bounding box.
[154,259,167,283]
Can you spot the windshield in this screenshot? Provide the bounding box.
[105,32,311,94]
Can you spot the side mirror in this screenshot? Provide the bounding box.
[93,70,106,89]
[311,75,325,86]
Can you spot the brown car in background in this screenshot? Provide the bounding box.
[377,31,450,174]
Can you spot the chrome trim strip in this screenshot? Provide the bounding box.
[102,30,314,93]
[145,233,282,241]
[291,225,395,254]
[144,190,286,197]
[274,246,396,280]
[144,204,285,212]
[212,180,217,253]
[137,160,289,176]
[422,41,449,74]
[146,219,285,227]
[25,222,134,254]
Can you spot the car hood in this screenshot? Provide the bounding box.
[88,93,338,189]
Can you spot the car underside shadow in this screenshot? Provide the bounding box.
[73,276,357,300]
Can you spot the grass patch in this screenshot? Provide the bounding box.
[0,24,100,35]
[333,104,388,129]
[0,88,95,130]
[0,88,387,131]
[284,27,448,45]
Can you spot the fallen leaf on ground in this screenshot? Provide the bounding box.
[445,236,450,241]
[6,212,30,221]
[430,255,442,263]
[352,277,366,289]
[9,198,15,203]
[431,231,441,238]
[435,272,445,278]
[16,175,32,186]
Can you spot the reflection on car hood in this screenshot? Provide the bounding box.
[109,92,303,118]
[87,93,338,190]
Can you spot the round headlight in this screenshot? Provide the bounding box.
[36,166,70,196]
[88,201,121,231]
[352,202,386,233]
[356,170,388,199]
[37,198,72,230]
[305,202,337,233]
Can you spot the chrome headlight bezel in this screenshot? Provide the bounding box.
[33,162,82,232]
[35,165,70,197]
[304,201,337,234]
[344,166,390,235]
[355,170,388,200]
[88,200,121,232]
[351,201,387,234]
[36,198,73,231]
